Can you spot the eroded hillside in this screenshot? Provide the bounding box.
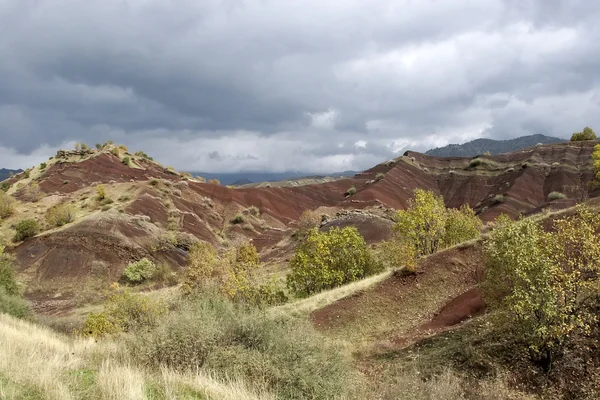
[1,141,598,305]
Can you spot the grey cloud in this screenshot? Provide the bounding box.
[1,0,600,172]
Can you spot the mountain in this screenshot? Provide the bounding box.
[188,170,358,185]
[0,168,23,181]
[425,134,565,157]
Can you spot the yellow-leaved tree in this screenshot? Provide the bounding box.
[181,241,218,295]
[394,189,447,257]
[287,226,382,297]
[592,144,600,184]
[390,189,482,271]
[483,206,600,369]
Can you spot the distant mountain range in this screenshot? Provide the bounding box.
[425,134,565,157]
[188,170,358,186]
[0,168,22,182]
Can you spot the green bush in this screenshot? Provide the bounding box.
[491,194,506,204]
[81,290,167,338]
[287,226,382,296]
[122,258,156,284]
[130,296,353,399]
[548,191,567,201]
[45,203,76,227]
[1,182,11,192]
[122,156,130,166]
[0,247,19,296]
[0,191,15,219]
[0,248,30,319]
[345,185,357,196]
[0,287,31,319]
[39,162,47,170]
[231,214,245,224]
[570,126,597,141]
[13,219,39,242]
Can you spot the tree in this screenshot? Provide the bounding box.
[570,126,597,141]
[181,241,218,295]
[287,226,381,296]
[394,189,448,256]
[443,204,482,247]
[483,207,600,368]
[593,144,600,183]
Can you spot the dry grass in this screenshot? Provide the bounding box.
[0,313,272,400]
[271,269,392,318]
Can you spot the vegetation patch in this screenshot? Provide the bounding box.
[13,219,39,242]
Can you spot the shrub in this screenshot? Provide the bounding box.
[375,238,417,272]
[491,194,506,204]
[21,182,44,202]
[0,247,19,296]
[593,144,600,184]
[80,290,167,338]
[230,214,244,224]
[0,287,31,319]
[376,172,385,180]
[122,156,130,166]
[122,258,157,284]
[287,226,382,296]
[570,126,597,141]
[443,204,482,247]
[134,150,152,160]
[118,194,131,202]
[0,191,15,219]
[483,207,600,368]
[130,296,353,399]
[96,184,106,200]
[13,219,39,242]
[95,143,102,150]
[1,182,10,192]
[345,185,357,196]
[469,158,485,168]
[39,162,47,170]
[548,191,567,201]
[208,179,220,185]
[244,205,260,216]
[296,210,321,237]
[181,241,218,295]
[45,203,76,227]
[149,179,159,186]
[111,148,120,157]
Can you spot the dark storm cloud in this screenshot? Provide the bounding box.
[1,0,600,172]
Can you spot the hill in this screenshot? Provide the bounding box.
[1,140,600,399]
[0,168,22,181]
[425,134,565,157]
[189,170,358,185]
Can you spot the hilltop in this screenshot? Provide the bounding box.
[425,133,565,157]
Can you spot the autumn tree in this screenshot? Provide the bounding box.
[287,226,381,296]
[443,204,483,247]
[394,189,447,256]
[181,241,218,295]
[593,144,600,184]
[483,207,600,368]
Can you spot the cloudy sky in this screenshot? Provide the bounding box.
[1,0,600,173]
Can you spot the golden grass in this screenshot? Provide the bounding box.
[0,313,272,400]
[270,269,393,318]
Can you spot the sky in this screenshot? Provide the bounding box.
[1,0,600,173]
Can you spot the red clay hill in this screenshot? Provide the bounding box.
[3,140,598,297]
